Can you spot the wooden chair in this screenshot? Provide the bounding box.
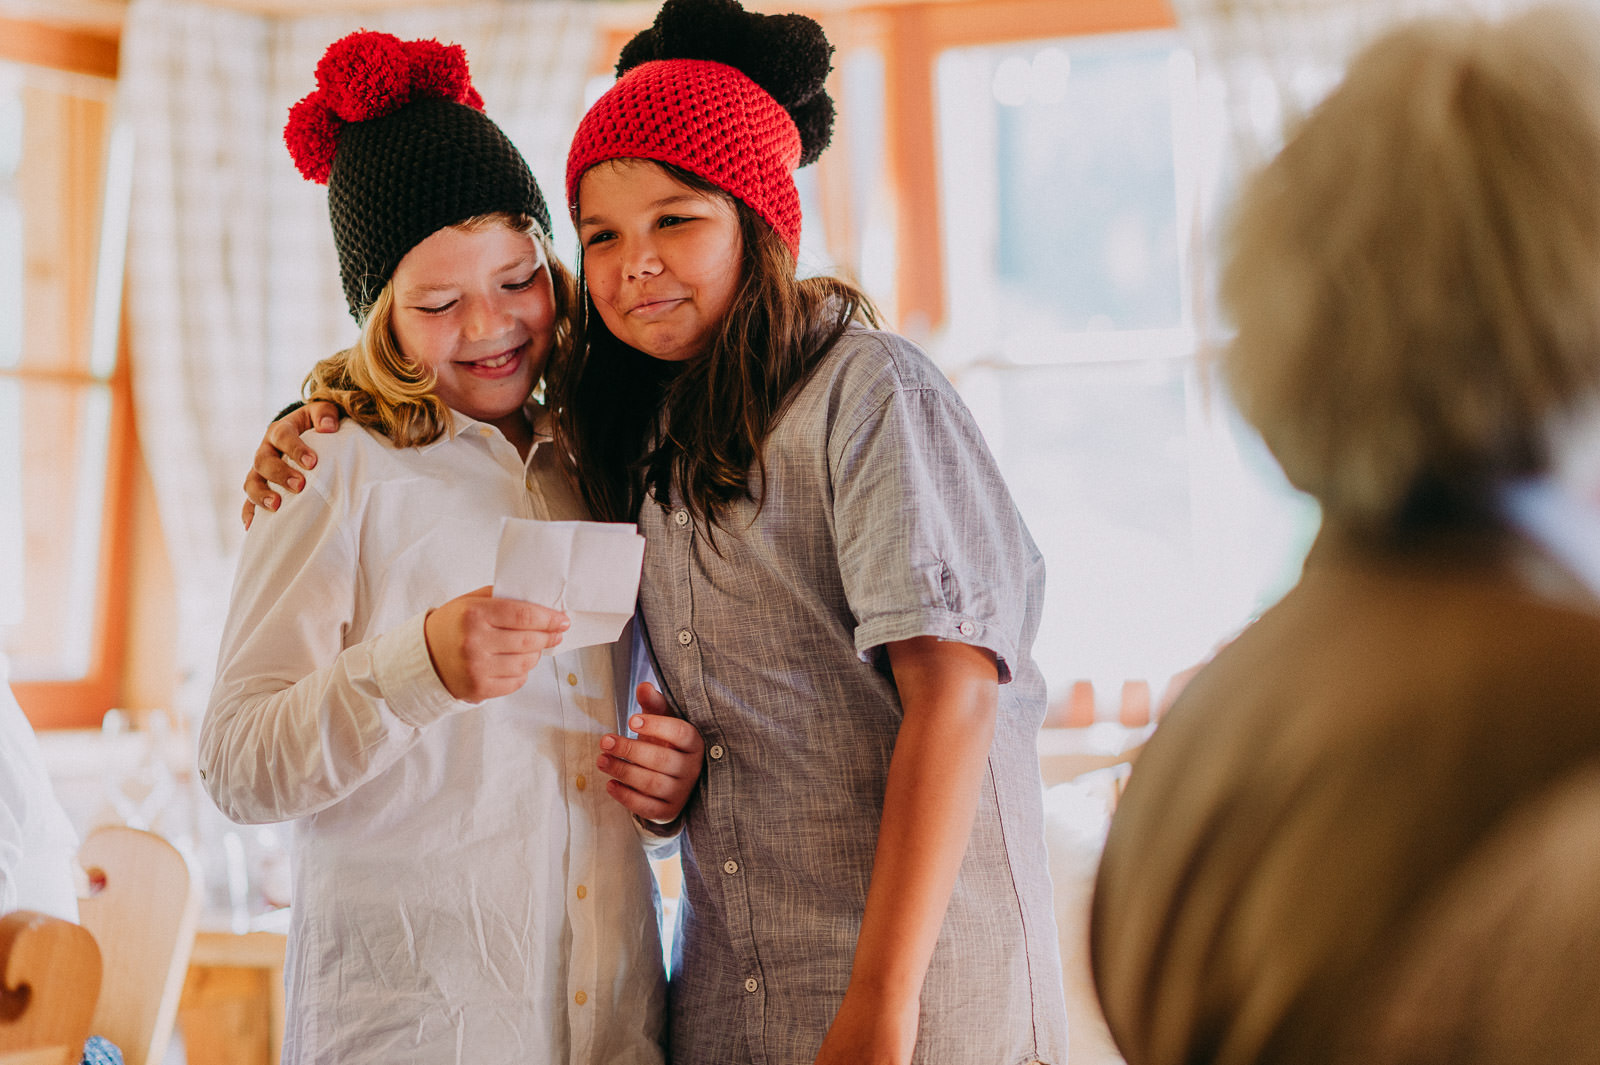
[0,910,102,1065]
[76,826,201,1065]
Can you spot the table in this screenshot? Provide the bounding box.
[176,930,286,1065]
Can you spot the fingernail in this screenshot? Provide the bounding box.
[302,452,317,467]
[266,496,278,510]
[600,735,616,751]
[318,418,335,432]
[630,716,644,731]
[288,476,303,491]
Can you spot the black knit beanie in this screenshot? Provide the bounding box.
[284,32,550,319]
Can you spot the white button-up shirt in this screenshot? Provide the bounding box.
[201,409,665,1065]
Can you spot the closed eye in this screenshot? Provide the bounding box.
[414,299,457,315]
[504,265,545,291]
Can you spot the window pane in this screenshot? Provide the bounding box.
[933,31,1316,706]
[1,378,110,679]
[960,360,1318,699]
[0,61,118,688]
[938,31,1187,343]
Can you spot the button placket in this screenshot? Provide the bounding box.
[648,496,769,1037]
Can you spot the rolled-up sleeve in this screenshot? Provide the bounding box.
[831,355,1040,684]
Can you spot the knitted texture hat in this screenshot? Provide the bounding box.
[285,32,550,318]
[565,0,835,260]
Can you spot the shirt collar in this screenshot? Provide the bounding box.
[416,399,553,456]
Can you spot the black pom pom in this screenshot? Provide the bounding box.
[789,91,834,167]
[653,0,752,66]
[743,14,831,107]
[619,0,835,163]
[615,29,658,76]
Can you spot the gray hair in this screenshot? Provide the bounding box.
[1220,4,1600,530]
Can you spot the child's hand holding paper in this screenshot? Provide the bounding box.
[492,519,646,650]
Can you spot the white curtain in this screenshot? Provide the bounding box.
[118,0,603,721]
[1172,0,1559,169]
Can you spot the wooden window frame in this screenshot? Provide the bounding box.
[4,16,132,729]
[831,0,1177,332]
[592,1,1175,335]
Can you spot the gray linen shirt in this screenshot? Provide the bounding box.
[638,327,1068,1065]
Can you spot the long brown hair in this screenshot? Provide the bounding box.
[553,162,877,526]
[305,212,577,448]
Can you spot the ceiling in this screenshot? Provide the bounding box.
[4,0,975,36]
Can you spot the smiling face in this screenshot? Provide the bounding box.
[576,159,744,363]
[390,221,555,442]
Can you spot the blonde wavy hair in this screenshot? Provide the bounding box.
[1221,5,1600,531]
[304,212,576,449]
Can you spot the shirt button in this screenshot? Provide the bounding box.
[723,859,739,875]
[575,774,587,791]
[576,884,588,900]
[478,426,493,437]
[709,744,724,760]
[744,977,758,994]
[567,672,578,686]
[574,990,588,1005]
[677,629,693,646]
[958,620,976,637]
[674,508,690,527]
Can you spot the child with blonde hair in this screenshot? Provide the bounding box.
[203,32,700,1064]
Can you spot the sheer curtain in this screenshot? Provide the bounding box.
[1173,0,1561,170]
[118,0,603,721]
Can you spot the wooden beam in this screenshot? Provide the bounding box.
[917,0,1174,43]
[0,16,117,79]
[880,3,942,333]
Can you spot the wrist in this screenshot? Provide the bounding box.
[844,962,925,1010]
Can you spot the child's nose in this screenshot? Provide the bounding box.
[623,239,662,280]
[465,299,514,340]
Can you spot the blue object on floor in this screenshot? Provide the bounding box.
[82,1036,124,1065]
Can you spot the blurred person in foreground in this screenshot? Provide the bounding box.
[1090,7,1600,1065]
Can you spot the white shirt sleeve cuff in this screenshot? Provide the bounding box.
[372,611,478,728]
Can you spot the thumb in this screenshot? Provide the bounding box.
[635,681,672,716]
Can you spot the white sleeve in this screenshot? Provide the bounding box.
[199,471,473,826]
[0,673,78,920]
[0,779,21,914]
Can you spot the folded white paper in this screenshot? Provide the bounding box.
[492,518,646,651]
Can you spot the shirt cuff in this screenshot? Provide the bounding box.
[371,611,478,728]
[854,609,1019,684]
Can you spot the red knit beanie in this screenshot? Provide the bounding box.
[564,0,835,262]
[567,59,802,257]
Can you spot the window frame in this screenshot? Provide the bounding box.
[3,16,133,730]
[826,0,1177,333]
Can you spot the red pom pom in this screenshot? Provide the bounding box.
[315,31,412,122]
[405,39,478,108]
[462,85,485,111]
[284,90,341,184]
